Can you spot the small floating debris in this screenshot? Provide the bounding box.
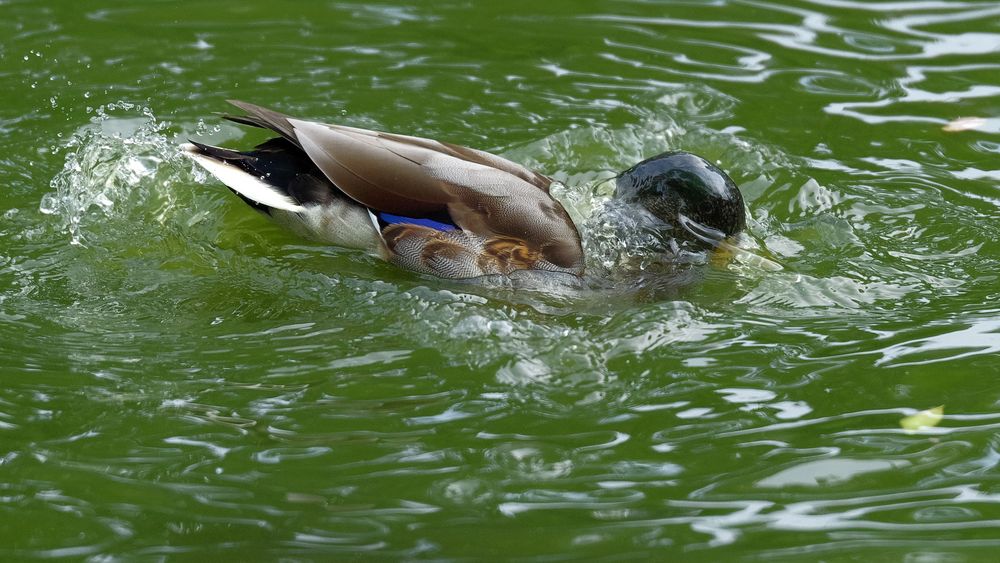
[900,405,944,432]
[943,117,985,132]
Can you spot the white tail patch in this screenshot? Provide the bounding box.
[180,143,305,213]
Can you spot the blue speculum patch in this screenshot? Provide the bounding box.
[377,212,458,231]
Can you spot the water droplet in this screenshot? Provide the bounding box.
[38,194,59,215]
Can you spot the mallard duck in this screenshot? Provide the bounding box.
[183,100,745,279]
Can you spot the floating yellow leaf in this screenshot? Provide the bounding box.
[900,405,944,432]
[943,117,985,132]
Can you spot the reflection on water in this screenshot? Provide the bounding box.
[875,316,1000,367]
[2,0,1000,559]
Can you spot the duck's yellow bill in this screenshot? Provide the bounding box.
[710,236,783,271]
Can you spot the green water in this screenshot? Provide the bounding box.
[2,0,1000,559]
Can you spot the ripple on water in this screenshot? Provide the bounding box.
[6,0,1000,554]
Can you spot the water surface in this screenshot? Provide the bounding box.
[2,0,999,559]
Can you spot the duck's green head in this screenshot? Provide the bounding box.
[615,151,746,245]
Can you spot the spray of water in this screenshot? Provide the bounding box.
[39,102,206,246]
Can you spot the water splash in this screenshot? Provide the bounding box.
[39,102,194,246]
[510,92,791,285]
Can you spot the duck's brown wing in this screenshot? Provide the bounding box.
[224,100,552,191]
[223,100,584,273]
